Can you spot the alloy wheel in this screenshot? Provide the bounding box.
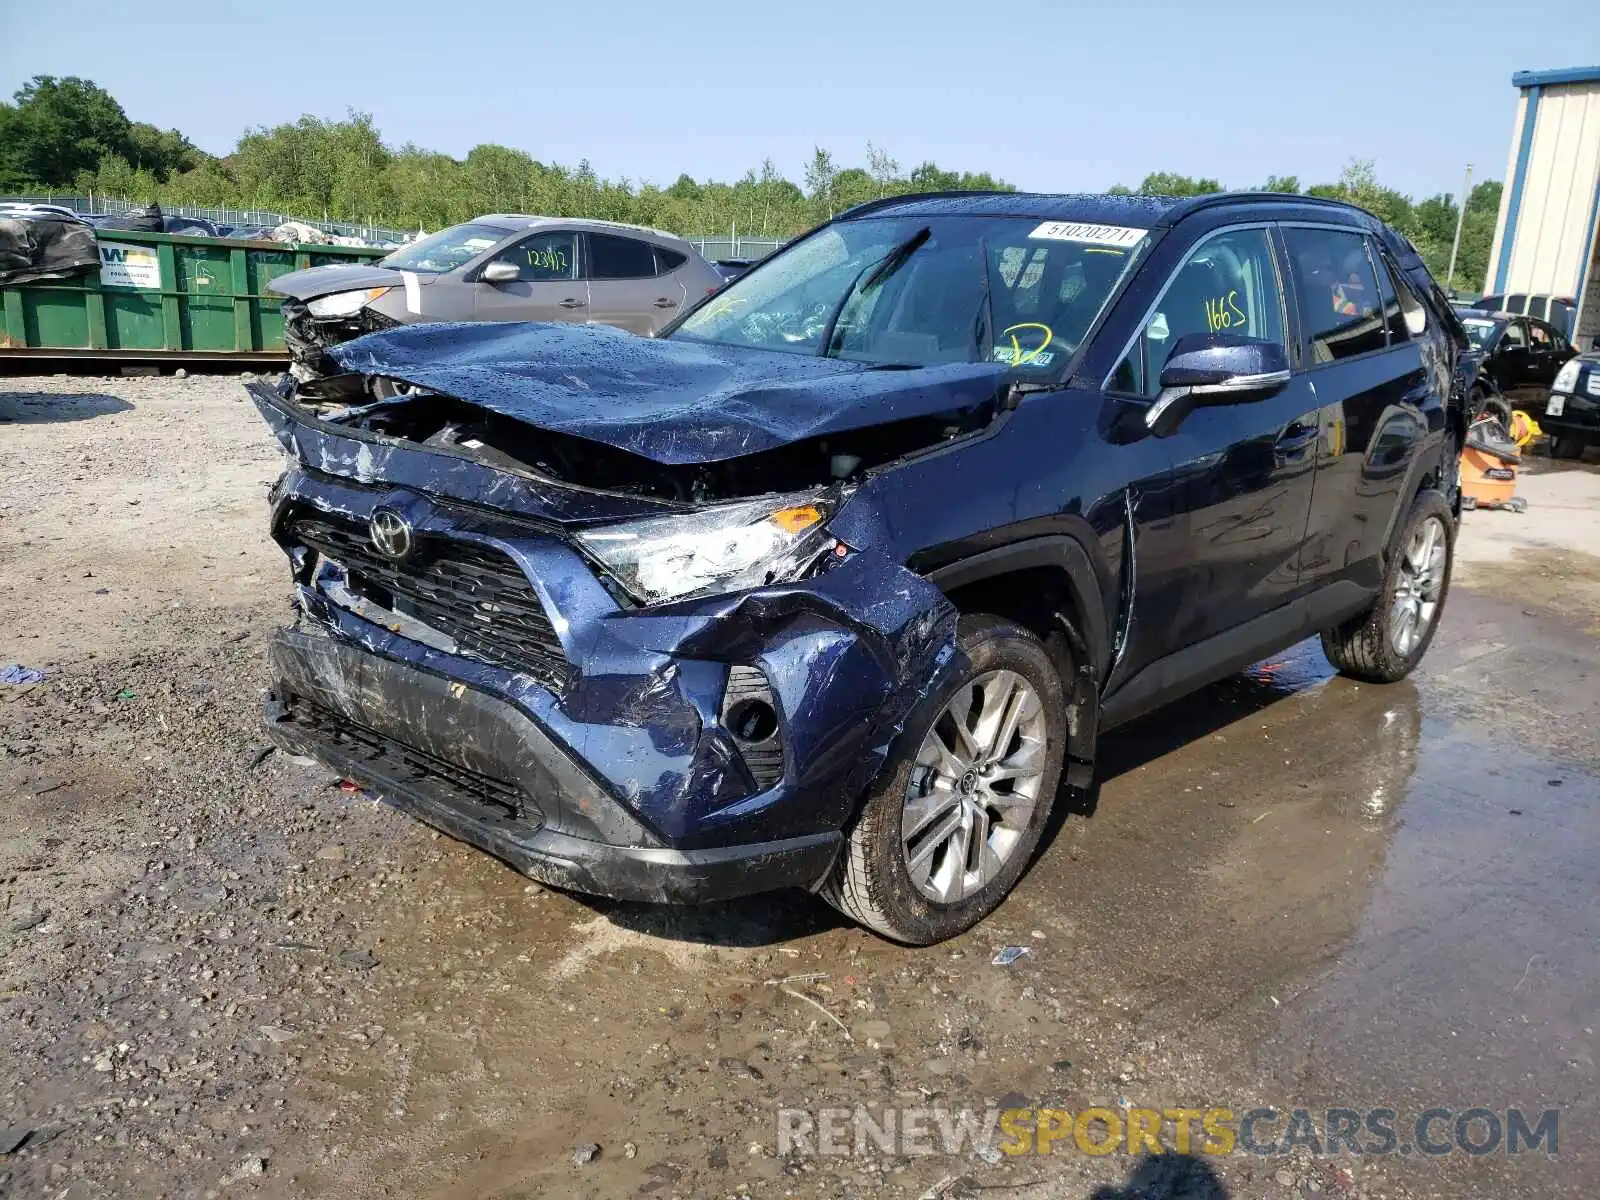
[901,669,1048,903]
[1390,515,1448,656]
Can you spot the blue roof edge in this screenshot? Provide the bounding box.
[1512,66,1600,88]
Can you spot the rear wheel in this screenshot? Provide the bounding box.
[1322,491,1454,684]
[1548,433,1588,460]
[823,615,1066,944]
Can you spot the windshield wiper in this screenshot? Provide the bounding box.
[817,226,931,358]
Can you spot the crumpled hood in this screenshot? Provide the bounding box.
[268,262,408,301]
[327,320,1011,465]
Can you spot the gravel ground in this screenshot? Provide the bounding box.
[2,374,1596,1200]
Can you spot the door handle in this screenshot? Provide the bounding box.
[653,298,677,308]
[559,298,586,309]
[1274,422,1320,457]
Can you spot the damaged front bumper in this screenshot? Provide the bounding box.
[252,383,958,903]
[266,627,844,901]
[281,300,399,378]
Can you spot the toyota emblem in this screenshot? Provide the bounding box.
[368,507,414,559]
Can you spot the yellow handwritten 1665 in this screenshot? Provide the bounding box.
[1203,291,1247,333]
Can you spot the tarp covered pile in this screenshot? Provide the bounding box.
[0,215,99,287]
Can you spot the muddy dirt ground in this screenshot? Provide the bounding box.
[2,375,1597,1200]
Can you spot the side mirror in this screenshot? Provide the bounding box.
[1146,333,1291,437]
[480,260,520,284]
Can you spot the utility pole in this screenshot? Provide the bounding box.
[1446,163,1473,293]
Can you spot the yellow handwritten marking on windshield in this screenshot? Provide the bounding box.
[529,247,568,273]
[703,297,750,320]
[1203,290,1248,333]
[1000,322,1055,366]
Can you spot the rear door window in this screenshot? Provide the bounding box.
[1281,227,1387,363]
[1108,226,1286,397]
[587,234,658,280]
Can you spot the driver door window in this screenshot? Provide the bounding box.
[489,231,577,281]
[1109,227,1287,397]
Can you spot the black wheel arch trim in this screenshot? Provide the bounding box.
[918,533,1112,683]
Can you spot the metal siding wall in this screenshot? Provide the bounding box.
[1485,92,1528,293]
[1576,217,1600,348]
[1503,83,1600,299]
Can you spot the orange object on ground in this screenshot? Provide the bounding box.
[1459,416,1526,512]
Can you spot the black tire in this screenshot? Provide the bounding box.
[1482,393,1513,429]
[1548,434,1588,460]
[1321,490,1455,684]
[822,615,1067,945]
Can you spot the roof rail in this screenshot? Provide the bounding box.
[1163,190,1374,225]
[833,190,1018,222]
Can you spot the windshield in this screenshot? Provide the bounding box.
[381,222,508,273]
[1459,317,1499,350]
[671,215,1150,375]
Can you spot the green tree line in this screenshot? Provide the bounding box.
[1,76,1500,290]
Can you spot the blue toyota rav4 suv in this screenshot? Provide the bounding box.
[251,191,1468,944]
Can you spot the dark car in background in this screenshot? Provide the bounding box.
[1470,291,1578,341]
[250,190,1465,943]
[268,215,723,375]
[1544,352,1600,458]
[711,258,757,283]
[1453,307,1578,411]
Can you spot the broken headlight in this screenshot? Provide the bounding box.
[575,492,836,605]
[307,287,391,318]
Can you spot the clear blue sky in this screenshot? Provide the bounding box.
[3,0,1597,200]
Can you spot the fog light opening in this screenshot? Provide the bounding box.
[726,697,778,743]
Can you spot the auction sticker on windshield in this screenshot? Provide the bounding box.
[1028,222,1146,247]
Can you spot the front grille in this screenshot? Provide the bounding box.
[290,696,531,822]
[290,514,570,687]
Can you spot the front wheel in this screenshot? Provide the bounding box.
[1322,491,1455,684]
[822,615,1067,944]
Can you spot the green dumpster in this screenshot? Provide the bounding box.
[0,230,388,364]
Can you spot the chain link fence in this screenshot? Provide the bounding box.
[683,236,785,262]
[2,194,410,245]
[6,195,787,261]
